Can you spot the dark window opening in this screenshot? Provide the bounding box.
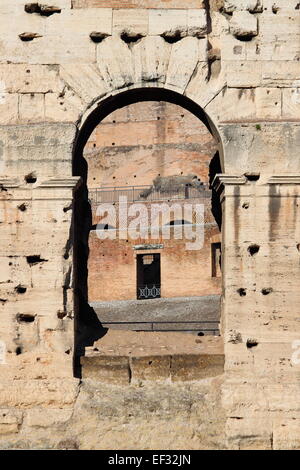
[137,254,161,300]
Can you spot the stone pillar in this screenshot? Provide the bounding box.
[0,176,81,383]
[214,174,300,450]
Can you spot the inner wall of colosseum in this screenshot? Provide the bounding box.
[84,101,221,312]
[0,0,300,450]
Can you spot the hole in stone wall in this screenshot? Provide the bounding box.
[15,347,22,355]
[63,204,72,212]
[17,203,27,212]
[246,338,258,349]
[237,288,247,297]
[57,311,67,319]
[248,244,260,256]
[261,288,273,295]
[161,31,184,44]
[235,35,255,42]
[24,173,37,184]
[15,285,27,294]
[26,255,48,265]
[242,202,249,209]
[17,313,35,323]
[120,31,144,44]
[25,3,61,16]
[89,32,110,43]
[245,173,260,182]
[19,32,42,41]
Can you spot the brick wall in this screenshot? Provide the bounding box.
[84,101,218,188]
[85,101,221,301]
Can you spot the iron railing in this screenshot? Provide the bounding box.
[89,185,211,205]
[137,284,161,300]
[100,320,219,336]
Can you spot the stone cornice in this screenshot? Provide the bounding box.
[0,176,82,190]
[38,177,82,189]
[212,174,247,192]
[268,175,300,185]
[0,178,21,188]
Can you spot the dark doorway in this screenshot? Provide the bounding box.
[137,254,161,300]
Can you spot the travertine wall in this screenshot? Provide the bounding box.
[0,0,300,450]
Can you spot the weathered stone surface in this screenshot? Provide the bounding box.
[0,0,300,451]
[224,0,263,12]
[81,355,130,384]
[229,11,258,38]
[171,354,224,381]
[130,355,171,382]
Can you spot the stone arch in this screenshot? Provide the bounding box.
[72,85,224,369]
[72,86,225,179]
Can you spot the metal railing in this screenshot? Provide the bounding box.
[100,320,219,335]
[89,185,211,205]
[137,284,161,300]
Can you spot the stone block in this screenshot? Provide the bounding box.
[282,88,300,119]
[81,355,130,384]
[171,354,224,381]
[0,379,79,407]
[273,417,300,450]
[149,9,188,37]
[45,90,84,123]
[224,0,263,12]
[0,64,63,94]
[19,93,45,122]
[132,36,171,84]
[0,408,23,435]
[59,64,108,104]
[112,9,149,37]
[255,87,281,119]
[96,36,134,90]
[165,37,206,92]
[229,11,258,38]
[26,408,73,427]
[225,61,262,88]
[187,9,207,38]
[130,355,171,382]
[0,94,19,125]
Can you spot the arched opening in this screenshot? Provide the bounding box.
[72,88,223,374]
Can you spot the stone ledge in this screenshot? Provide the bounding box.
[81,353,224,384]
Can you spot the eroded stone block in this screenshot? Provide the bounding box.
[229,11,258,38]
